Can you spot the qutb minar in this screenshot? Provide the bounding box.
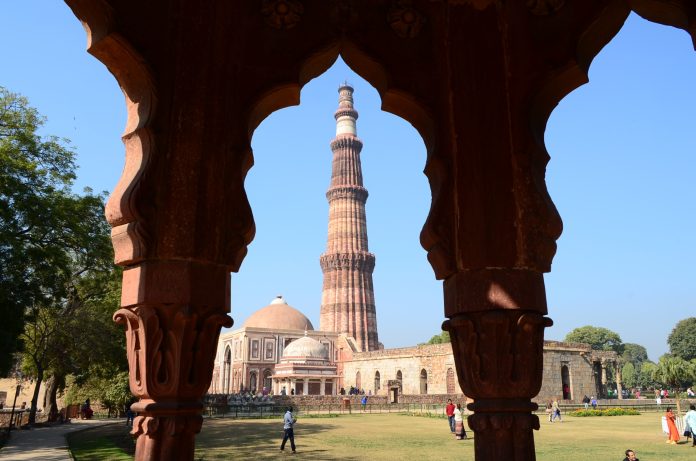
[319,83,380,352]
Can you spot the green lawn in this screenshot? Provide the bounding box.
[69,413,696,461]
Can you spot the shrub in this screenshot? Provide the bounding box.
[569,408,640,417]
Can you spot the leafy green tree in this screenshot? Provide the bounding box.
[0,86,77,374]
[652,355,695,415]
[667,317,696,361]
[621,362,637,389]
[19,191,123,423]
[622,343,649,367]
[636,361,658,389]
[652,355,692,390]
[425,331,450,345]
[0,86,127,423]
[564,326,624,353]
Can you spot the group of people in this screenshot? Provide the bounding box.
[663,404,696,447]
[581,395,598,409]
[445,399,468,440]
[545,398,563,422]
[339,386,368,396]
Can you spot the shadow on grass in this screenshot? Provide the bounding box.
[196,419,356,460]
[67,423,135,461]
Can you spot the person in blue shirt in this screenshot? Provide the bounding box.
[280,407,297,453]
[361,395,368,411]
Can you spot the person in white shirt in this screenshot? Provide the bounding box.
[280,407,297,453]
[685,404,696,447]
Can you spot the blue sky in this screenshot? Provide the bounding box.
[3,4,695,361]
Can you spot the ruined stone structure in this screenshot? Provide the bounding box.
[65,1,696,459]
[320,84,379,352]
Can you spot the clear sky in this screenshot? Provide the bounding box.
[3,4,695,362]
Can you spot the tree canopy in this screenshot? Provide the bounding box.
[1,86,128,422]
[424,331,450,345]
[0,86,78,374]
[622,343,649,367]
[564,326,624,353]
[667,317,696,361]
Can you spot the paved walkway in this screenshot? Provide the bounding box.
[0,419,117,460]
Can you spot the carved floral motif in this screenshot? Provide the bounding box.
[388,0,425,38]
[443,310,552,398]
[114,306,233,399]
[261,0,304,30]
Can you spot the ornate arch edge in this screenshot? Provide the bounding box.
[246,40,441,275]
[65,0,157,266]
[526,0,696,272]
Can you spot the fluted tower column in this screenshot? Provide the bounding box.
[320,84,379,352]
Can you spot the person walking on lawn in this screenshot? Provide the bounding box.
[280,407,297,453]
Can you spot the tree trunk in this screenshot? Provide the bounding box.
[42,374,63,421]
[28,366,44,425]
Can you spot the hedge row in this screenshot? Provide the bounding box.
[569,408,640,417]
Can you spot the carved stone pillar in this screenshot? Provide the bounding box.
[615,362,624,400]
[600,360,608,399]
[443,269,551,460]
[114,260,233,460]
[320,378,326,396]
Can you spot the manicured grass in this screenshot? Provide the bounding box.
[68,413,696,460]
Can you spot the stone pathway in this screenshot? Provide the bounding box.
[0,419,116,460]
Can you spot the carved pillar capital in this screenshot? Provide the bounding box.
[443,271,552,460]
[114,259,233,460]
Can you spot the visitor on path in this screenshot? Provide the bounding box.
[545,401,553,421]
[453,403,467,440]
[591,396,597,409]
[280,407,297,453]
[622,448,638,461]
[446,399,456,433]
[582,395,590,409]
[361,395,368,411]
[664,407,680,444]
[687,387,695,398]
[125,406,135,427]
[684,404,696,447]
[80,399,93,420]
[551,399,562,422]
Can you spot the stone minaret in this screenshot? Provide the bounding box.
[319,84,379,352]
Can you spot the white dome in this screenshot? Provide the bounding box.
[282,336,328,360]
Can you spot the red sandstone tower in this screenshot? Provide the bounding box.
[319,84,379,352]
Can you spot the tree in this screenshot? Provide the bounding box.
[621,362,637,389]
[0,86,127,423]
[667,317,696,361]
[19,191,123,424]
[622,343,649,367]
[424,331,450,345]
[636,361,659,389]
[652,355,692,391]
[0,86,77,374]
[564,326,624,353]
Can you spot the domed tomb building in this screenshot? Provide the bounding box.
[210,296,345,395]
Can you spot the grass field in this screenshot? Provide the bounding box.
[69,413,696,461]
